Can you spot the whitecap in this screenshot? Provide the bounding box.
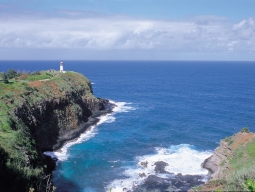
[143,144,212,175]
[109,100,136,113]
[106,144,212,192]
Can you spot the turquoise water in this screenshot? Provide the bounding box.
[1,61,255,191]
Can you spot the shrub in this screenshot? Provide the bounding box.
[241,127,250,133]
[0,72,9,83]
[31,71,41,76]
[242,179,255,192]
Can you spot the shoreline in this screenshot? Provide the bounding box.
[51,102,115,152]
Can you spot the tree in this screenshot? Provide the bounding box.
[7,69,17,79]
[0,72,8,83]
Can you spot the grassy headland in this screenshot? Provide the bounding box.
[191,128,255,191]
[0,69,107,192]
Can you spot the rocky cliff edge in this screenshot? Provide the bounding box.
[0,71,110,192]
[192,129,255,191]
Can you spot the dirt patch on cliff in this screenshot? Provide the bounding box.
[17,74,29,80]
[230,132,255,150]
[29,81,43,88]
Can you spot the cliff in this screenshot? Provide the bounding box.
[191,128,255,191]
[0,71,110,192]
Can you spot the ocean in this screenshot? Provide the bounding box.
[1,61,255,191]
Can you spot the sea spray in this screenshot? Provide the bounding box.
[106,144,212,192]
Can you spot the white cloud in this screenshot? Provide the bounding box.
[0,8,254,60]
[232,18,255,40]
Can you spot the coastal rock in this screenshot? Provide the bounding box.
[134,175,173,192]
[139,173,146,178]
[140,161,148,168]
[133,174,204,192]
[154,161,169,173]
[201,141,230,179]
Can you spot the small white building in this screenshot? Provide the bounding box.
[60,61,64,72]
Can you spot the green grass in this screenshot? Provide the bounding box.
[247,140,255,158]
[222,133,255,191]
[25,74,51,81]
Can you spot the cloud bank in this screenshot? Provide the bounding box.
[0,8,254,60]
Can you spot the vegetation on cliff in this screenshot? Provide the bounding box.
[0,69,107,191]
[192,128,255,191]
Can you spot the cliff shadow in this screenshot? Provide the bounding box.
[54,175,81,192]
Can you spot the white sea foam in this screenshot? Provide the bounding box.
[44,126,98,161]
[110,100,136,113]
[44,100,135,162]
[106,144,212,192]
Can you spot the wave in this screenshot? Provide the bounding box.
[106,144,212,192]
[110,100,136,113]
[44,100,135,162]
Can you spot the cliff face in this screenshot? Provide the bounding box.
[13,85,107,151]
[0,71,109,192]
[193,129,255,191]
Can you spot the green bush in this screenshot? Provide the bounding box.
[241,127,250,133]
[243,179,255,192]
[31,70,41,76]
[7,69,18,79]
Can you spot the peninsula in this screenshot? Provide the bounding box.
[0,69,110,192]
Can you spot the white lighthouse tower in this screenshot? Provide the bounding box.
[60,61,64,72]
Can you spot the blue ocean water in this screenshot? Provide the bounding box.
[1,61,255,191]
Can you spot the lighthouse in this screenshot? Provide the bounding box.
[60,61,64,72]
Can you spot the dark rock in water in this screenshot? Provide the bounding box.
[133,175,176,192]
[140,161,148,168]
[154,161,169,173]
[174,173,204,191]
[139,173,146,178]
[133,173,205,192]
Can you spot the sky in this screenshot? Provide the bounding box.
[0,0,255,61]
